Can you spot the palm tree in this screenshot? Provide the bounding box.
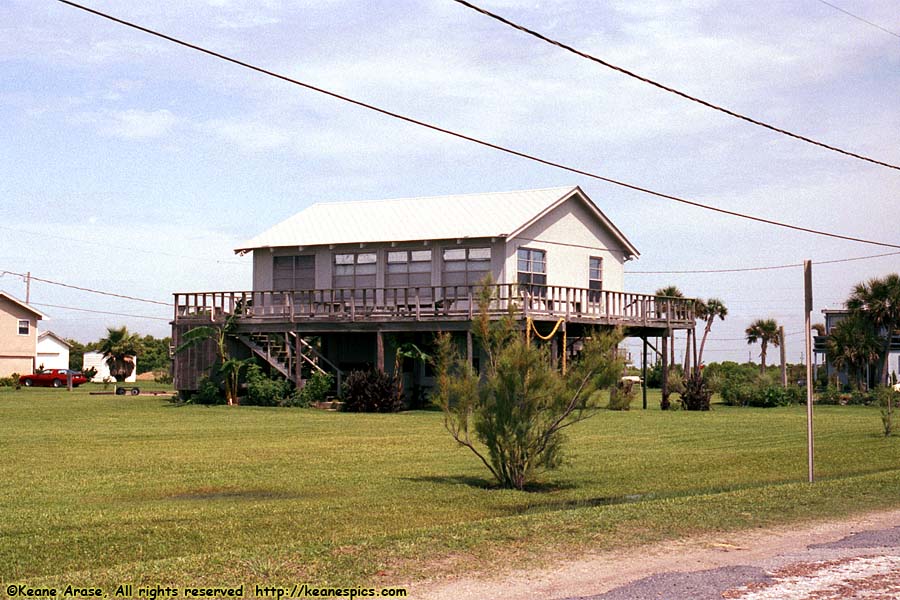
[695,298,727,372]
[97,326,142,382]
[655,285,683,369]
[826,314,881,391]
[745,318,780,375]
[846,273,900,386]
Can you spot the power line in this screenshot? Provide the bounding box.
[30,301,170,321]
[0,225,247,266]
[815,0,900,40]
[450,0,900,172]
[0,270,172,306]
[627,249,900,274]
[56,0,900,250]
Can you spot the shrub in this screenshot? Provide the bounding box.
[342,370,401,413]
[0,373,19,387]
[817,385,843,405]
[295,371,334,407]
[192,377,225,405]
[608,379,635,411]
[745,384,795,408]
[875,386,897,436]
[681,372,711,411]
[244,363,292,407]
[153,369,173,384]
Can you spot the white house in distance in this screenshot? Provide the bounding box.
[0,291,43,377]
[36,331,71,371]
[83,351,137,383]
[172,186,696,395]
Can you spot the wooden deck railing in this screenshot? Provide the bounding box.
[173,285,695,327]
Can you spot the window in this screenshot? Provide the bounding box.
[517,248,546,294]
[442,247,491,289]
[333,252,377,290]
[273,255,315,291]
[386,250,432,288]
[18,319,29,335]
[589,256,603,300]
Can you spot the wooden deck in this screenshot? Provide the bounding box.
[173,284,696,331]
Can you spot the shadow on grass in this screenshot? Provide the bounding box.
[168,488,302,501]
[404,475,577,493]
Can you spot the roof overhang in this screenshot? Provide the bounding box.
[0,291,44,319]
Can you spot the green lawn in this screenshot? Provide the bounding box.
[1,386,898,589]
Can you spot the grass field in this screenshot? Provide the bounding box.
[1,385,899,590]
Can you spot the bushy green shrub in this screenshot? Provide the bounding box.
[342,369,401,413]
[294,371,334,407]
[0,373,19,387]
[153,369,173,384]
[745,384,799,408]
[681,372,711,411]
[244,363,292,407]
[607,380,635,411]
[817,385,843,405]
[192,377,225,405]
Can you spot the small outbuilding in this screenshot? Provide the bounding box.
[36,331,71,371]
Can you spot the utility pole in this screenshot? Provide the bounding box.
[779,326,787,388]
[804,260,814,483]
[25,271,31,303]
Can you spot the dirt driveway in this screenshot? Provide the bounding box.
[411,508,900,600]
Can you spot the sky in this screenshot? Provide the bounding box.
[1,0,898,366]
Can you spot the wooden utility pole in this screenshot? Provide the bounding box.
[779,326,787,388]
[804,260,814,483]
[26,271,31,303]
[661,332,669,410]
[642,337,648,410]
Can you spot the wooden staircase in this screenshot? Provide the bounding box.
[236,332,343,392]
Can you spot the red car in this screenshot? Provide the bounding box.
[19,369,88,388]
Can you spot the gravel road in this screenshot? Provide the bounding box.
[413,509,900,600]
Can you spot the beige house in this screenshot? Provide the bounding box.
[0,291,44,377]
[173,186,695,394]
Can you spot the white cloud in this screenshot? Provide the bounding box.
[102,109,178,140]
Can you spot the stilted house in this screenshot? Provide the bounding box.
[172,186,695,397]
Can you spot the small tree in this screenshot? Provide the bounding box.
[695,298,727,373]
[435,288,623,489]
[97,326,141,382]
[745,318,780,375]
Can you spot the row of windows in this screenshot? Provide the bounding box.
[272,248,603,292]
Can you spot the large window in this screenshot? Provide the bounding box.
[333,252,376,290]
[517,248,546,294]
[442,247,491,288]
[386,250,432,288]
[18,319,29,336]
[589,256,603,300]
[273,255,315,291]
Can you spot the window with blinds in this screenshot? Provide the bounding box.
[273,255,315,291]
[442,247,491,288]
[333,252,377,290]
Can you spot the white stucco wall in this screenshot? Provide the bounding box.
[83,351,137,383]
[36,334,69,370]
[505,196,629,292]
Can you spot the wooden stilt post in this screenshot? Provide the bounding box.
[661,331,669,410]
[466,331,473,368]
[642,337,648,410]
[295,333,303,388]
[376,330,385,373]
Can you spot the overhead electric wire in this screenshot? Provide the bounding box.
[54,1,900,251]
[0,270,172,306]
[0,225,246,266]
[627,249,900,274]
[815,0,900,40]
[450,0,900,172]
[30,301,170,321]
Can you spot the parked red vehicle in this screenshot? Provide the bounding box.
[19,369,88,388]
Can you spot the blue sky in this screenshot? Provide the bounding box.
[1,0,898,365]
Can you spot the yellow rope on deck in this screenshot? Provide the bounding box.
[525,317,567,374]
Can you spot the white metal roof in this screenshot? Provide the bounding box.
[235,186,638,256]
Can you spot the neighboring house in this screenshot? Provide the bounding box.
[36,331,71,371]
[83,351,137,383]
[814,308,900,389]
[0,291,43,377]
[172,186,696,394]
